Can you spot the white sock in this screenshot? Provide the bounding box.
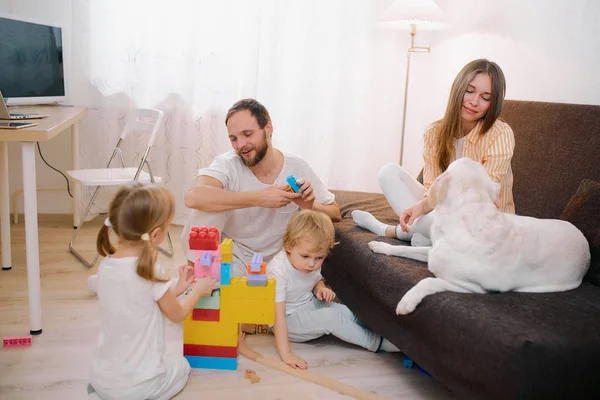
[351,210,389,237]
[380,338,401,352]
[394,225,412,241]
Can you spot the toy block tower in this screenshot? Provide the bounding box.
[185,227,275,370]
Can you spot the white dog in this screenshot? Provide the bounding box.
[368,158,591,315]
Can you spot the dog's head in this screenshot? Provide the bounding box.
[428,157,500,209]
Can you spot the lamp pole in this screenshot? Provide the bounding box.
[399,24,430,166]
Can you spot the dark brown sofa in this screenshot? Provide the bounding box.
[322,100,600,400]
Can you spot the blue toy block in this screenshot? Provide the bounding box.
[247,274,267,286]
[220,262,231,286]
[251,253,263,273]
[184,355,238,370]
[286,174,301,193]
[403,355,413,369]
[201,252,213,266]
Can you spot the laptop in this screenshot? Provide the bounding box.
[0,90,49,120]
[0,121,39,129]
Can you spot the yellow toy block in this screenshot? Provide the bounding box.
[220,277,276,300]
[220,239,233,263]
[183,319,238,347]
[220,296,275,325]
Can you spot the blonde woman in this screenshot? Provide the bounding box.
[353,59,515,244]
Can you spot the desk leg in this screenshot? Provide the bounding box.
[1,141,11,270]
[72,122,80,229]
[21,142,42,335]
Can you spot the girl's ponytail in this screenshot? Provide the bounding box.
[137,234,166,282]
[97,218,115,256]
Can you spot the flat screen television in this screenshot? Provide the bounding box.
[0,13,67,105]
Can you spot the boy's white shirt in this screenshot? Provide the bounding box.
[198,150,335,260]
[267,250,323,315]
[89,256,171,391]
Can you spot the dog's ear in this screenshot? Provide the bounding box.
[428,173,450,208]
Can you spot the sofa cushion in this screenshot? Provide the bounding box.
[560,179,600,286]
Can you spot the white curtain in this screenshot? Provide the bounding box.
[70,0,405,225]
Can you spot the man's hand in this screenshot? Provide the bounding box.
[257,185,301,208]
[281,351,308,370]
[292,179,315,210]
[315,286,336,302]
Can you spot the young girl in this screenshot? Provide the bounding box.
[87,183,219,400]
[352,59,515,244]
[267,209,399,370]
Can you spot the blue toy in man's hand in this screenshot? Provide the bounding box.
[286,174,301,193]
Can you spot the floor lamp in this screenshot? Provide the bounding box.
[379,0,446,166]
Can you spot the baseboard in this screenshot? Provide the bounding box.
[12,213,76,224]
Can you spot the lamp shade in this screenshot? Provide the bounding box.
[379,0,446,30]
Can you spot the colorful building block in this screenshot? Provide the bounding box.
[247,262,266,275]
[183,344,238,358]
[247,274,267,286]
[220,262,232,285]
[183,319,239,347]
[192,308,220,322]
[251,253,263,273]
[195,289,220,310]
[183,229,276,371]
[3,335,32,348]
[220,239,233,263]
[184,355,238,370]
[189,226,220,250]
[403,356,413,369]
[286,174,301,193]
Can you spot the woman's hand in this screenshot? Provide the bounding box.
[281,351,308,370]
[399,198,431,232]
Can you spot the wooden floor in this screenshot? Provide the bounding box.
[0,217,456,400]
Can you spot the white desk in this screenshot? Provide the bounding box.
[0,106,87,335]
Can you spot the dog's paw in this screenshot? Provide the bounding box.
[396,292,420,315]
[368,241,393,255]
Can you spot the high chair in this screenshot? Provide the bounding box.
[67,108,174,268]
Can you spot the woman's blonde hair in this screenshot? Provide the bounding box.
[97,183,175,282]
[283,209,336,254]
[435,59,506,172]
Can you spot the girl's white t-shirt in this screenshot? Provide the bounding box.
[89,256,170,391]
[267,250,323,315]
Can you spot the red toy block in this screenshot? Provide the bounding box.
[246,262,266,275]
[189,226,220,251]
[192,308,220,322]
[3,335,32,348]
[183,344,238,358]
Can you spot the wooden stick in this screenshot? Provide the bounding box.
[238,334,386,400]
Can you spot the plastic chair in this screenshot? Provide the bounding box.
[67,108,174,268]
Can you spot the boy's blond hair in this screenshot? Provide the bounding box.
[283,209,336,253]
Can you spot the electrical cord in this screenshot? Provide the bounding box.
[36,142,73,198]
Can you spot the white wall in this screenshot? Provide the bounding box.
[398,0,600,178]
[2,0,74,214]
[3,0,599,214]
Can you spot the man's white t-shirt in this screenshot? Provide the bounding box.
[266,250,323,316]
[89,256,171,391]
[198,150,335,260]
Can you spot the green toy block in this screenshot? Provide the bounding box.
[195,289,220,310]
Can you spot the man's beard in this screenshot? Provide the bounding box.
[238,131,268,167]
